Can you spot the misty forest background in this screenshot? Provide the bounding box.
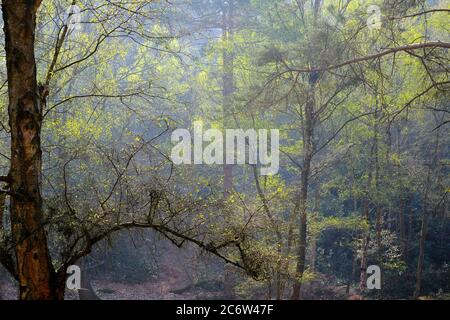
[0,0,449,300]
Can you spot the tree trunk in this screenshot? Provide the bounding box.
[413,128,440,299]
[359,117,377,293]
[78,264,100,300]
[398,198,407,257]
[291,85,315,300]
[290,163,310,300]
[222,0,234,198]
[253,166,283,299]
[2,0,58,300]
[310,191,320,274]
[359,198,370,292]
[408,197,413,251]
[413,209,428,299]
[223,263,236,299]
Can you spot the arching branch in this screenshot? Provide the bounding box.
[289,42,450,74]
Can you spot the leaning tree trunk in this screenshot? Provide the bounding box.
[78,266,101,300]
[75,259,100,300]
[2,0,56,300]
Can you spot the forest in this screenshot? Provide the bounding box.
[0,0,448,301]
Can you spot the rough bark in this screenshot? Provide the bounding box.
[2,0,57,300]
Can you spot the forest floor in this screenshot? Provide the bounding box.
[2,235,446,300]
[0,254,224,300]
[0,237,225,300]
[88,246,225,300]
[1,275,449,300]
[0,279,222,300]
